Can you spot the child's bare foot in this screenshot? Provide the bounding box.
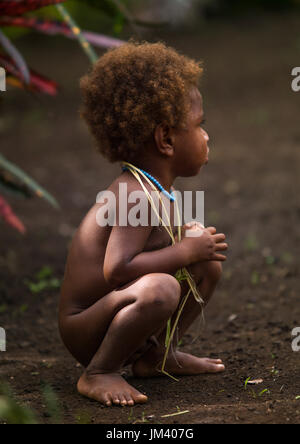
[77,371,148,406]
[132,349,225,378]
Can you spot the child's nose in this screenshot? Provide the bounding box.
[202,128,209,142]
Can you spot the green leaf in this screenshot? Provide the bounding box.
[244,377,251,389]
[244,234,259,252]
[265,256,275,265]
[42,384,62,424]
[55,3,98,64]
[19,304,28,314]
[251,271,260,285]
[0,383,38,424]
[258,389,270,397]
[48,278,61,289]
[113,12,125,36]
[0,154,59,209]
[0,178,31,199]
[24,279,48,294]
[24,267,61,294]
[175,268,188,283]
[35,266,53,280]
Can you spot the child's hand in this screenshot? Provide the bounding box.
[180,223,228,263]
[182,221,205,238]
[174,221,205,242]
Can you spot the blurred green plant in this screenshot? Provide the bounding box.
[12,303,29,318]
[251,270,260,285]
[244,233,259,252]
[0,381,63,424]
[0,380,95,424]
[24,266,61,294]
[0,383,38,424]
[41,383,62,424]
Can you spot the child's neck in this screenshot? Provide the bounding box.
[129,155,176,192]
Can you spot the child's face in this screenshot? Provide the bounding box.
[173,88,209,176]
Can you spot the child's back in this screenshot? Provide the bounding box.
[59,171,174,314]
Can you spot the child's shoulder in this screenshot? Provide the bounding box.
[92,170,155,223]
[108,170,155,198]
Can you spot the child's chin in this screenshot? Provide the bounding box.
[191,165,202,176]
[198,160,207,170]
[182,163,203,177]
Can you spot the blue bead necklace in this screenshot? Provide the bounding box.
[122,164,175,202]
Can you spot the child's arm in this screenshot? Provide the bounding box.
[103,209,227,288]
[104,227,188,287]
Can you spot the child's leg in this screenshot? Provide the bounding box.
[60,273,181,406]
[132,261,225,377]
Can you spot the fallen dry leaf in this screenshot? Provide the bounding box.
[247,379,263,385]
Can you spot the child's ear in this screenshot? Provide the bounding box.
[154,123,175,157]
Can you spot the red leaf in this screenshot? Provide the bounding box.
[0,54,59,95]
[0,16,71,36]
[0,1,66,17]
[0,195,26,234]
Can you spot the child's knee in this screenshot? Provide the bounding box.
[206,261,223,284]
[136,274,181,316]
[188,260,223,285]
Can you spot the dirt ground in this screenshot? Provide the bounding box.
[0,12,300,424]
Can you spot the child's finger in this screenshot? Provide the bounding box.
[213,253,227,261]
[213,233,226,242]
[215,243,228,251]
[206,226,217,234]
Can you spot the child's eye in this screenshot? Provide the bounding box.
[199,119,206,126]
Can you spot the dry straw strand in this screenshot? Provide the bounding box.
[121,161,204,379]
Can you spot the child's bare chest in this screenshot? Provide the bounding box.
[143,222,177,252]
[143,197,178,251]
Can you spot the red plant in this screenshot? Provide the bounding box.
[0,1,65,16]
[0,195,26,234]
[0,0,127,233]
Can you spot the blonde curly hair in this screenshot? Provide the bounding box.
[79,40,203,163]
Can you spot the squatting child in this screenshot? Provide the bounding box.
[58,41,228,407]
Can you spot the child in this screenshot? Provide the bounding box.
[58,41,228,407]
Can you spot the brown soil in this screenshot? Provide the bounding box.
[0,12,300,424]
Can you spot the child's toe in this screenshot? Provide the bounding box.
[119,394,127,406]
[112,396,120,405]
[213,364,225,372]
[207,358,223,364]
[104,392,113,406]
[122,393,133,405]
[135,393,148,404]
